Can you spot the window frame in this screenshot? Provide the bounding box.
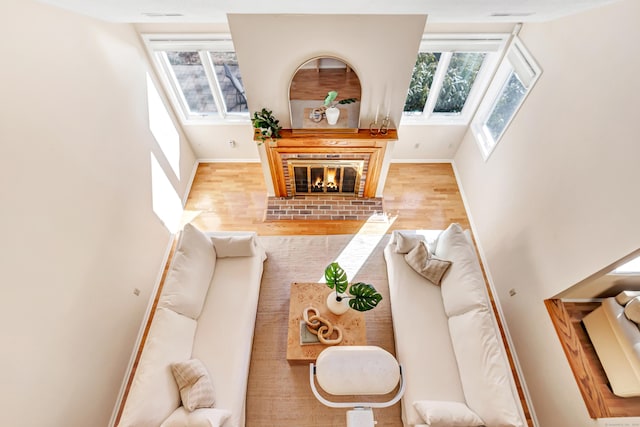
[142,33,249,125]
[471,37,542,160]
[401,33,509,126]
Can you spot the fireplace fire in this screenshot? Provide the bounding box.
[287,160,363,196]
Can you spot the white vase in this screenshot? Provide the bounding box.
[326,291,350,315]
[325,107,340,125]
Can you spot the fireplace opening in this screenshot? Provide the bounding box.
[288,160,363,195]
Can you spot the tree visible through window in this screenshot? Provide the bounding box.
[471,37,541,160]
[402,36,506,124]
[484,72,527,141]
[405,52,440,113]
[434,52,486,114]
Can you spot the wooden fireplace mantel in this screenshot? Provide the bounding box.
[259,129,398,198]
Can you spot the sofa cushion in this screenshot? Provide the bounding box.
[159,223,216,319]
[171,359,216,411]
[160,407,231,427]
[383,243,466,426]
[435,223,488,317]
[118,308,198,427]
[210,234,257,258]
[404,241,451,286]
[192,251,266,427]
[624,297,640,324]
[395,231,426,254]
[413,400,484,427]
[448,307,523,427]
[615,290,640,306]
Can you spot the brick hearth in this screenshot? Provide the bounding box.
[265,195,383,221]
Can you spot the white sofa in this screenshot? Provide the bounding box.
[583,291,640,397]
[117,223,267,427]
[384,223,526,427]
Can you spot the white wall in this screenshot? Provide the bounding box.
[0,1,196,425]
[453,0,640,425]
[228,14,427,195]
[133,20,519,162]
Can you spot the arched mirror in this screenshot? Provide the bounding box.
[289,57,361,132]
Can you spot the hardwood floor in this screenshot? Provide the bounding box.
[180,162,533,426]
[546,299,640,418]
[184,163,470,236]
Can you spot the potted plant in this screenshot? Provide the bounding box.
[323,91,357,125]
[324,262,382,314]
[251,108,282,144]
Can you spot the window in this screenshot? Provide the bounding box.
[143,35,249,123]
[402,34,508,125]
[472,37,542,159]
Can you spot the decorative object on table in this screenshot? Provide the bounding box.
[324,262,382,315]
[302,306,343,345]
[310,91,358,126]
[251,108,282,144]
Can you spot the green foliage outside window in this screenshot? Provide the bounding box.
[404,52,440,112]
[434,52,486,114]
[404,51,486,115]
[485,71,527,141]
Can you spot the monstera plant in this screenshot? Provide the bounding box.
[324,262,382,312]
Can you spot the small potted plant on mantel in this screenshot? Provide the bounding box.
[324,262,382,315]
[251,108,282,145]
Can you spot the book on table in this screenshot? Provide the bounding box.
[300,320,320,345]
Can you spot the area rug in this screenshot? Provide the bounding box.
[245,233,402,427]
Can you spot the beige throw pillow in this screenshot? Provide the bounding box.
[171,359,216,412]
[210,234,256,258]
[624,296,640,324]
[394,232,425,254]
[405,241,452,286]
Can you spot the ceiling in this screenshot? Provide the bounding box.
[38,0,619,23]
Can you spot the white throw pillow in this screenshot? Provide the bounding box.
[160,223,216,319]
[171,359,216,411]
[210,234,257,257]
[435,223,488,317]
[394,231,426,254]
[624,296,640,324]
[413,400,484,427]
[161,407,231,427]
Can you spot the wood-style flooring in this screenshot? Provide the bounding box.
[181,162,533,427]
[184,163,471,236]
[546,299,640,418]
[290,68,361,101]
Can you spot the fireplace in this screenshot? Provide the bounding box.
[260,129,397,220]
[287,160,364,196]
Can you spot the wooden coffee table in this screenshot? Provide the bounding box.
[286,282,366,363]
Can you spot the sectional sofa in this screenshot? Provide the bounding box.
[583,290,640,397]
[117,223,267,427]
[384,223,526,427]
